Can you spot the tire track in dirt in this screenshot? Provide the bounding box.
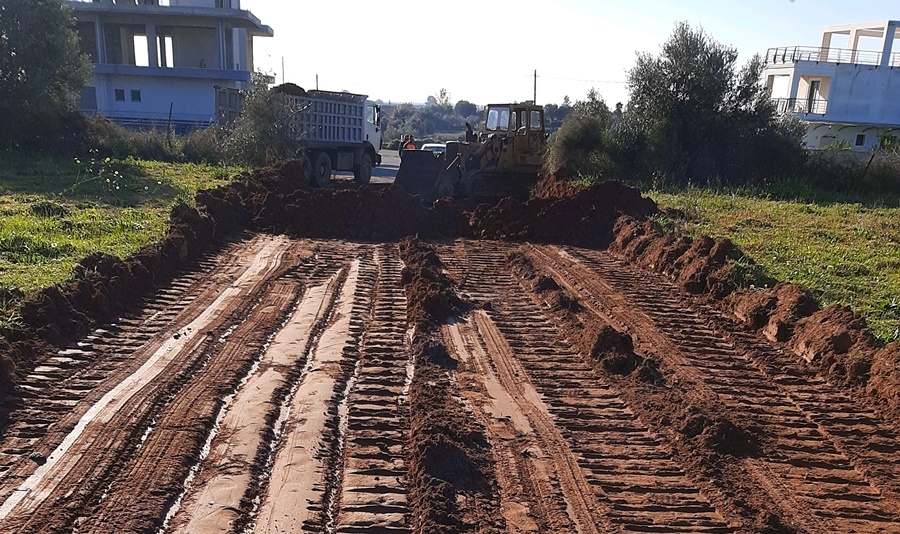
[0,236,262,502]
[531,244,900,532]
[82,243,309,533]
[439,241,733,533]
[247,250,372,533]
[0,234,298,533]
[164,246,356,534]
[331,243,412,533]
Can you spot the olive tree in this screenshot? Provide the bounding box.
[544,89,614,179]
[223,73,301,165]
[0,0,91,149]
[625,22,804,184]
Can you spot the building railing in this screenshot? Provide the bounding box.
[70,1,238,8]
[82,109,216,133]
[772,97,828,115]
[765,46,900,67]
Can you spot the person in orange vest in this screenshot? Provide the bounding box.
[403,135,417,151]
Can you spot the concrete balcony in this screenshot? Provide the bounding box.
[766,46,900,68]
[93,63,251,82]
[772,97,828,116]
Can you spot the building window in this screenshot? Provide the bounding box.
[855,134,866,147]
[80,87,98,111]
[115,89,125,101]
[131,90,142,102]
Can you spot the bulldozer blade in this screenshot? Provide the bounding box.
[394,150,445,202]
[466,171,539,206]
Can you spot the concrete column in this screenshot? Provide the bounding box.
[158,32,168,67]
[880,21,898,68]
[145,23,158,67]
[819,32,833,62]
[94,17,105,64]
[217,21,226,69]
[789,72,802,102]
[849,26,861,63]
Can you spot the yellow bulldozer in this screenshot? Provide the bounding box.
[394,102,547,205]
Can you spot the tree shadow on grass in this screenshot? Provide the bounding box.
[0,154,183,209]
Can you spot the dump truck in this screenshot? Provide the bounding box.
[394,102,546,205]
[273,84,382,186]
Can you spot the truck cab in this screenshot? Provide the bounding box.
[365,101,382,164]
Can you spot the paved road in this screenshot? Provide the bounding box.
[334,149,399,184]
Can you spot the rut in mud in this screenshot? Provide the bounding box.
[1,164,899,533]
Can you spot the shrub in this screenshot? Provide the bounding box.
[182,127,226,164]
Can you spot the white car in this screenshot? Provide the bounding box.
[421,143,446,156]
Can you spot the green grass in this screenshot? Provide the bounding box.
[650,187,900,342]
[0,154,243,293]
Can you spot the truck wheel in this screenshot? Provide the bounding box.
[311,152,332,188]
[354,152,373,184]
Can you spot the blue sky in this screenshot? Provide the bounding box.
[241,0,900,106]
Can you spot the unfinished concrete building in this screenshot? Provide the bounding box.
[764,21,900,151]
[70,0,272,130]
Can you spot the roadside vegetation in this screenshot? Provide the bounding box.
[651,188,900,342]
[0,154,239,292]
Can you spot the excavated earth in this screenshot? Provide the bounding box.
[1,161,899,533]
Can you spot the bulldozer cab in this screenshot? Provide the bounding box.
[483,103,546,169]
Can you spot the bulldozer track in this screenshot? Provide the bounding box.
[0,244,237,500]
[0,234,305,532]
[527,244,900,532]
[437,241,733,533]
[331,244,412,533]
[1,236,899,533]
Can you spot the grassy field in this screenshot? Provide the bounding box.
[0,154,240,293]
[650,188,900,342]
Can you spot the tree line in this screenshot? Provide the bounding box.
[3,2,895,192]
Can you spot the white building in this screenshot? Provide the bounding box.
[70,0,272,131]
[764,21,900,151]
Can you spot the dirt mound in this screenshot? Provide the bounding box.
[529,173,587,199]
[731,282,820,341]
[868,342,900,419]
[609,216,743,297]
[472,180,657,248]
[584,324,643,375]
[791,304,877,384]
[399,238,502,533]
[681,412,762,458]
[398,237,468,327]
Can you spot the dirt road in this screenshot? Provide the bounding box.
[1,235,898,533]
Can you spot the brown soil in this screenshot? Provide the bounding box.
[1,159,899,533]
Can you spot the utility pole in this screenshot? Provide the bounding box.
[533,69,537,103]
[316,74,319,90]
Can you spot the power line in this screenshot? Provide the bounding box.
[527,73,628,84]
